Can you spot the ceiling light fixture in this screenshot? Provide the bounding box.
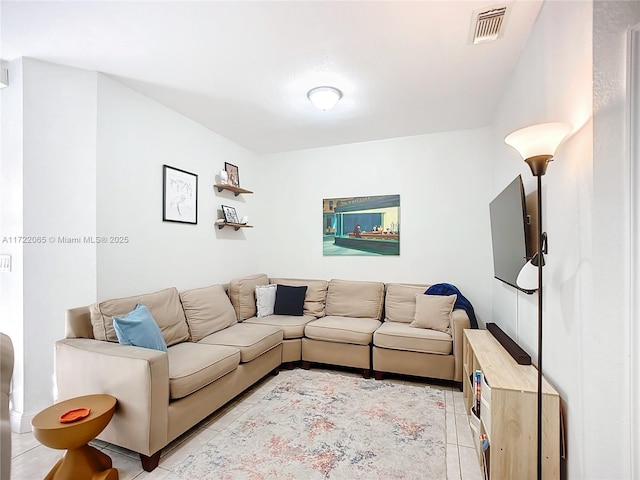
[307,86,342,111]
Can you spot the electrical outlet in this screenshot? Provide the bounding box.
[0,254,11,272]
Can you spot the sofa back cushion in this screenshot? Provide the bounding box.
[90,287,189,346]
[179,285,238,342]
[325,279,385,319]
[269,278,328,317]
[228,273,268,321]
[384,283,431,323]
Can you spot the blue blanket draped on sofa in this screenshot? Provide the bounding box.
[424,283,478,329]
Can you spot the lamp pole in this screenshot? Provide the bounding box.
[526,157,547,480]
[524,155,548,480]
[536,174,543,480]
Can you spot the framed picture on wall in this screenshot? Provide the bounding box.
[225,162,240,187]
[322,194,400,256]
[163,165,198,224]
[222,205,239,224]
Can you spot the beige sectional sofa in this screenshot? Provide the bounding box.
[55,274,470,471]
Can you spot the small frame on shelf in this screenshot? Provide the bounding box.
[224,162,240,187]
[221,205,239,224]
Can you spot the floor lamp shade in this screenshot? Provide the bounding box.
[504,122,572,162]
[516,253,545,291]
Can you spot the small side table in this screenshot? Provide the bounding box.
[32,394,118,480]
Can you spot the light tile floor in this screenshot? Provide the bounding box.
[10,368,483,480]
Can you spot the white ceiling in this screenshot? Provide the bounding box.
[1,1,543,154]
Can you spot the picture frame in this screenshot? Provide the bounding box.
[225,162,240,187]
[163,165,198,224]
[222,205,239,224]
[322,194,400,256]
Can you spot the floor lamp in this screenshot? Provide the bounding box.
[504,122,571,480]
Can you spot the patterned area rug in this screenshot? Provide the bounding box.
[175,370,446,479]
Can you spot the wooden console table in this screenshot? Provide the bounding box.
[462,329,561,479]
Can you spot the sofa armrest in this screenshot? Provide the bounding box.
[451,309,471,383]
[55,338,169,456]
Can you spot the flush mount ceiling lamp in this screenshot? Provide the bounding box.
[307,86,342,111]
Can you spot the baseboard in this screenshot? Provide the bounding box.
[10,409,34,433]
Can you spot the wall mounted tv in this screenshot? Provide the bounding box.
[489,175,533,292]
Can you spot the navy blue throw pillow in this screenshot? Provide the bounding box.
[274,284,307,316]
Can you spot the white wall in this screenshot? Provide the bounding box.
[592,2,640,478]
[490,1,640,477]
[0,58,99,430]
[0,58,26,429]
[630,22,640,480]
[96,75,260,298]
[258,129,494,324]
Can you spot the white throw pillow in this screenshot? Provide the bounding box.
[255,284,277,317]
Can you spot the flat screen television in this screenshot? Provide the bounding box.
[489,175,531,292]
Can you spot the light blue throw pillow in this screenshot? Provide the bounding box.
[112,303,167,352]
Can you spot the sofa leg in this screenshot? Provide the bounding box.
[362,369,371,379]
[140,451,161,471]
[272,367,280,376]
[300,361,311,370]
[282,362,295,370]
[374,371,384,380]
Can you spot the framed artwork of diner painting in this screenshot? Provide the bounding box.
[322,194,400,256]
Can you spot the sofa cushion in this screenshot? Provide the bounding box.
[112,303,167,352]
[325,279,384,320]
[384,283,430,323]
[304,316,381,345]
[228,274,269,321]
[179,285,237,342]
[244,314,315,339]
[198,323,283,363]
[167,343,240,400]
[255,284,277,317]
[269,278,328,317]
[410,294,456,333]
[274,285,307,316]
[90,287,189,346]
[373,321,452,355]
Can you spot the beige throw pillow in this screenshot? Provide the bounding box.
[410,294,457,333]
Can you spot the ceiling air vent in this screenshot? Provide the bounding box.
[471,6,507,44]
